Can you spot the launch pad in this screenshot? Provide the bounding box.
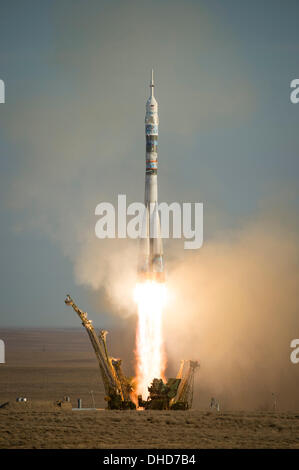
[65,295,199,411]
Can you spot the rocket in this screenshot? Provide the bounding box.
[138,70,165,283]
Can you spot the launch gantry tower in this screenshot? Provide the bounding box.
[65,295,136,410]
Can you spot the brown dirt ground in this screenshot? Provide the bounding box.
[0,329,298,449]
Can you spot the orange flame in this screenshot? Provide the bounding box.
[134,280,167,399]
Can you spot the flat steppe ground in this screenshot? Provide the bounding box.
[0,329,298,449]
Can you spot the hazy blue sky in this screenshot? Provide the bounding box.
[0,0,298,327]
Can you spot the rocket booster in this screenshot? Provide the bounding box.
[138,70,164,283]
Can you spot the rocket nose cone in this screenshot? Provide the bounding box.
[147,95,157,105]
[146,95,158,113]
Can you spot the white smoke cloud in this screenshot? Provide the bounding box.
[163,204,299,410]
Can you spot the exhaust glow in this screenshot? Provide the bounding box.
[134,281,167,399]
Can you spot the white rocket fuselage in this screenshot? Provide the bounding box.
[139,71,164,283]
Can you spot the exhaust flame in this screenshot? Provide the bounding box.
[134,281,167,399]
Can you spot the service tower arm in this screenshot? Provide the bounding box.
[64,295,121,399]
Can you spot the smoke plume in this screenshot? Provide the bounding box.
[163,207,299,410]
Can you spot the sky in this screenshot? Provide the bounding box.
[0,0,299,329]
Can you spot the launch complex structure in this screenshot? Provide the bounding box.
[65,72,199,410]
[65,295,198,410]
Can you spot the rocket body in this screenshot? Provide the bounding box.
[138,71,164,283]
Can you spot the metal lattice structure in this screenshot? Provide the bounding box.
[65,295,135,409]
[171,360,200,410]
[138,360,200,410]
